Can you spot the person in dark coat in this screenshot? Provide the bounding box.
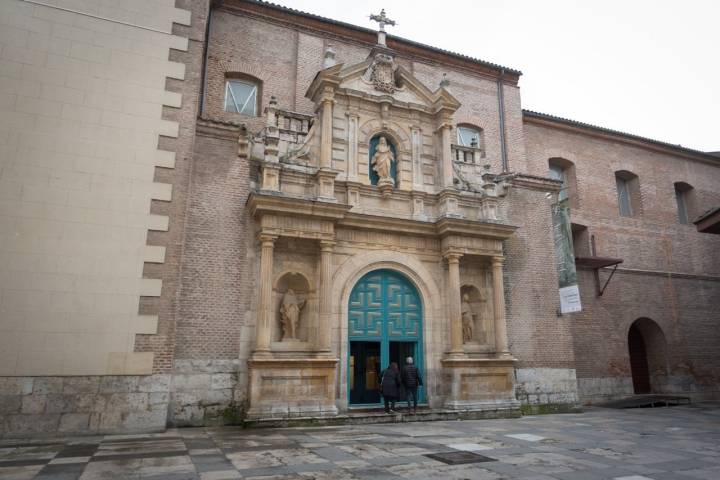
[400,356,422,413]
[380,362,401,413]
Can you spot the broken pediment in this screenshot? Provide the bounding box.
[306,47,460,114]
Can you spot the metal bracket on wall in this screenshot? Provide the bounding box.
[574,235,623,297]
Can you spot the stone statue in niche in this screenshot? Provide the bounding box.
[461,293,475,343]
[372,136,395,185]
[279,289,305,341]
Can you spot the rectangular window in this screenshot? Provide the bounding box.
[224,80,257,115]
[616,176,632,217]
[457,126,480,148]
[675,186,689,224]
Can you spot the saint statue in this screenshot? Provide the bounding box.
[371,136,395,185]
[461,293,474,343]
[279,289,305,341]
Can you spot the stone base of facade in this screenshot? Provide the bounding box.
[441,357,520,412]
[167,360,243,427]
[0,375,170,438]
[246,356,338,419]
[515,367,581,407]
[578,375,720,405]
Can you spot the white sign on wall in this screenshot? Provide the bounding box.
[559,285,582,314]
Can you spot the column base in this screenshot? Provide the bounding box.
[247,357,338,419]
[442,356,518,411]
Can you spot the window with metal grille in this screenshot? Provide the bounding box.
[674,182,694,225]
[224,80,258,115]
[457,126,481,148]
[616,173,633,217]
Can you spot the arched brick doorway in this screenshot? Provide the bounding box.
[628,318,667,394]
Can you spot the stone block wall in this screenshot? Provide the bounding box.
[167,360,243,426]
[0,375,170,437]
[515,368,580,407]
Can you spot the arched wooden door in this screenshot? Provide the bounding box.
[348,269,424,406]
[628,323,651,394]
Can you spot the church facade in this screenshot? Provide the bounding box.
[0,0,719,436]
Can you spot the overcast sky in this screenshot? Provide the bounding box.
[278,0,719,152]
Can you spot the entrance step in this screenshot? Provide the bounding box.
[243,407,521,429]
[598,394,691,409]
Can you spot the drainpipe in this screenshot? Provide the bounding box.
[199,2,215,116]
[497,68,509,172]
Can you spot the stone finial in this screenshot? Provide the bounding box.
[440,73,450,88]
[323,45,336,69]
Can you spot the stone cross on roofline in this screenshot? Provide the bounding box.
[369,8,396,46]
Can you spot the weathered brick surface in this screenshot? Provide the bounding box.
[524,121,720,402]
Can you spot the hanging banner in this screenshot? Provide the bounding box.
[552,200,582,313]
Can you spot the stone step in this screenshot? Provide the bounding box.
[242,407,522,429]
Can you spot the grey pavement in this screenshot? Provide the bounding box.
[1,403,719,479]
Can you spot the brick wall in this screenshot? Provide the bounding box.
[524,120,720,402]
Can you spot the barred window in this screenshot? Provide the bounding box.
[224,79,258,116]
[457,126,481,148]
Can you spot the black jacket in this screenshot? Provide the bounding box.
[401,364,423,388]
[380,368,401,397]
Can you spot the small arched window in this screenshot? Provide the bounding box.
[548,157,576,204]
[615,170,641,217]
[674,182,695,224]
[456,125,482,148]
[224,76,261,116]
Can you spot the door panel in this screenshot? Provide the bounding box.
[348,269,425,406]
[349,341,381,405]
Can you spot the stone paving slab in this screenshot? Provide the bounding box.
[1,404,719,479]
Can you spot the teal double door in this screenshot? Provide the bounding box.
[348,269,425,406]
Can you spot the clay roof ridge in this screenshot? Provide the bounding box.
[523,110,718,161]
[241,0,522,76]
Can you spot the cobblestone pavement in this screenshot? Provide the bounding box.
[1,404,719,480]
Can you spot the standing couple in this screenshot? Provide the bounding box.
[380,356,423,414]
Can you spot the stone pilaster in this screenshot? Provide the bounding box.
[492,256,510,356]
[445,252,464,356]
[254,234,277,355]
[319,92,334,169]
[346,113,359,181]
[317,240,335,352]
[440,123,454,188]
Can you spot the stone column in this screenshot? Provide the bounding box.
[441,124,453,188]
[491,256,510,356]
[254,234,277,354]
[320,96,334,169]
[317,240,335,352]
[445,252,463,355]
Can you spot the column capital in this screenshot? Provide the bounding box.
[443,251,463,263]
[258,233,278,245]
[491,256,505,267]
[319,239,336,252]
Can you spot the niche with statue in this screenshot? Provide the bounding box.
[273,272,314,346]
[461,273,495,351]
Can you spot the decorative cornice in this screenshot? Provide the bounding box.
[247,192,351,220]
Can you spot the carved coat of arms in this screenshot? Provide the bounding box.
[371,54,396,94]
